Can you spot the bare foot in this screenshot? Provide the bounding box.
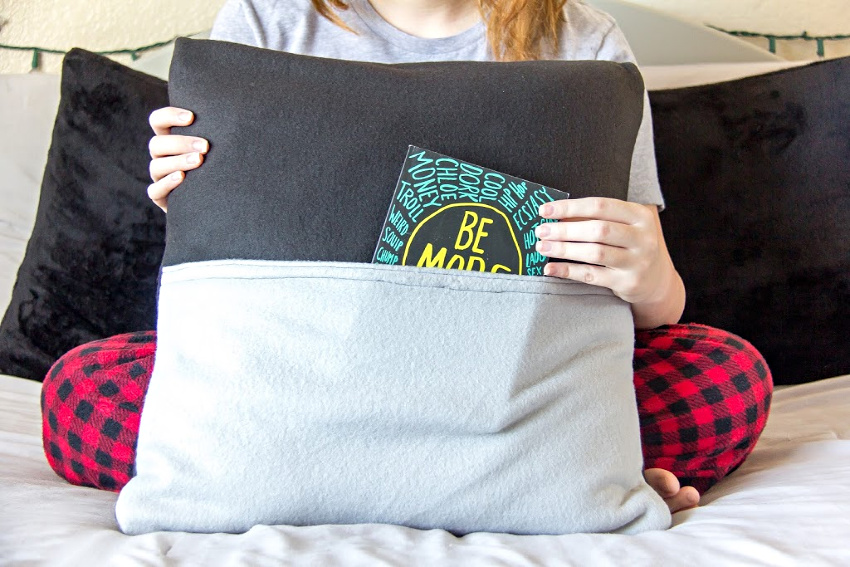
[644,468,700,513]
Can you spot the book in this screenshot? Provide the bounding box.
[372,146,570,276]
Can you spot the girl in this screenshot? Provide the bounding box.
[42,0,772,517]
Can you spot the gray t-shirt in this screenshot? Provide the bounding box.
[210,0,664,207]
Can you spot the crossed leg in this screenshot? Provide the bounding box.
[41,323,772,516]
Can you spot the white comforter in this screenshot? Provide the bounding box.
[1,373,848,566]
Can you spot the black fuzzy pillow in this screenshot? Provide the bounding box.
[650,57,850,385]
[164,38,645,267]
[0,49,168,381]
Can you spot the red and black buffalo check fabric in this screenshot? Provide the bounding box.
[41,331,155,491]
[634,324,773,493]
[42,324,771,493]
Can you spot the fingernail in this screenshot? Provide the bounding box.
[187,153,200,165]
[543,263,554,276]
[536,241,551,253]
[192,140,207,152]
[539,203,553,217]
[169,171,182,180]
[535,225,550,238]
[179,111,192,123]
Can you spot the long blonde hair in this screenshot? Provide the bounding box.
[310,0,568,61]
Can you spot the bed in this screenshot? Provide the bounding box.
[1,3,849,565]
[0,371,847,565]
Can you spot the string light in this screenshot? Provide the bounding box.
[710,26,850,58]
[0,35,194,71]
[3,27,848,69]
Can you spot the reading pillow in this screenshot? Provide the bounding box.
[161,38,643,266]
[116,39,670,535]
[0,49,167,381]
[650,56,850,385]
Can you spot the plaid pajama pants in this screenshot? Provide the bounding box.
[41,324,772,494]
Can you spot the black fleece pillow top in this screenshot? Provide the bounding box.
[163,38,645,267]
[0,49,168,381]
[650,56,850,385]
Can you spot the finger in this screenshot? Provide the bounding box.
[536,240,630,268]
[147,171,184,212]
[149,134,208,159]
[149,107,194,136]
[539,197,651,225]
[542,261,615,289]
[535,219,633,249]
[149,152,204,183]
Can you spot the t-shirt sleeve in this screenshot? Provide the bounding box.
[594,23,665,209]
[210,0,267,48]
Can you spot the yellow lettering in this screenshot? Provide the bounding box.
[417,243,447,268]
[472,217,493,254]
[491,264,511,273]
[447,254,465,270]
[466,256,485,271]
[454,211,478,250]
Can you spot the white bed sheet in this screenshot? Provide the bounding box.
[2,373,849,566]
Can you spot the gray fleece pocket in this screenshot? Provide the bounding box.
[116,261,671,536]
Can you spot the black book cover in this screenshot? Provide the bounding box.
[373,146,570,276]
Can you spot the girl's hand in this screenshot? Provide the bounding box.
[535,197,685,329]
[147,107,209,212]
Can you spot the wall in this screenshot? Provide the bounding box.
[0,0,225,74]
[0,0,848,74]
[627,0,850,60]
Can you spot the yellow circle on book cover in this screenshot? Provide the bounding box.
[402,203,522,275]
